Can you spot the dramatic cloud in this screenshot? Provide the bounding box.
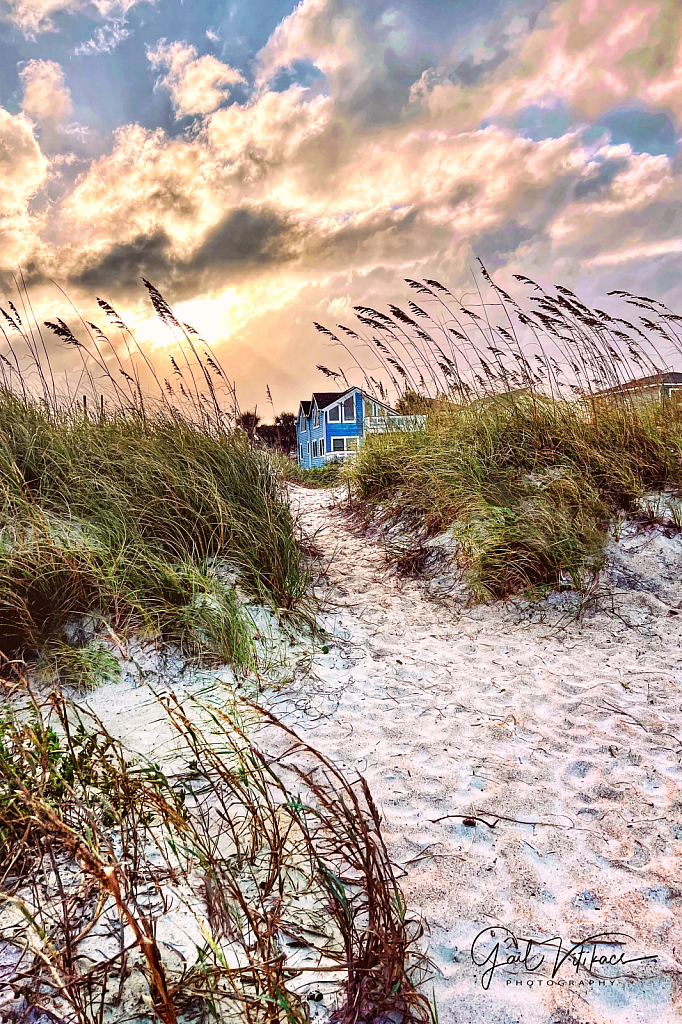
[0,108,48,264]
[148,40,245,117]
[411,0,682,125]
[254,0,443,121]
[2,0,682,409]
[20,59,73,122]
[1,0,147,34]
[255,0,363,91]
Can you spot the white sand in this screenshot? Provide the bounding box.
[19,484,682,1024]
[265,485,682,1024]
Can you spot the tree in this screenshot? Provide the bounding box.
[256,413,297,454]
[236,410,260,439]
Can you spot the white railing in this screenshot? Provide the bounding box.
[363,415,427,433]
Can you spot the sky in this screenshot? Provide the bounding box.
[1,0,682,413]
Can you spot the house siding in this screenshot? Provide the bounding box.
[309,407,326,468]
[297,390,394,467]
[297,409,311,469]
[325,392,363,455]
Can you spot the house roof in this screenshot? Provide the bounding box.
[594,371,682,396]
[312,391,344,409]
[299,387,394,416]
[314,387,394,412]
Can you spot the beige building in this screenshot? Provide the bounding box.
[593,371,682,408]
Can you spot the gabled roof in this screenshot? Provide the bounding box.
[312,391,344,410]
[299,386,395,415]
[594,371,682,397]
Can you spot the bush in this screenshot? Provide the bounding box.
[270,451,344,488]
[350,394,682,599]
[0,391,308,675]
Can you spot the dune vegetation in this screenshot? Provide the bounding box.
[0,683,432,1024]
[315,265,682,598]
[351,394,682,598]
[0,283,309,682]
[0,394,309,680]
[0,283,434,1024]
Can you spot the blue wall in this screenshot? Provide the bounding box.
[325,392,363,456]
[296,391,365,467]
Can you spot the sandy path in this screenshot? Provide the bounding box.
[268,485,682,1024]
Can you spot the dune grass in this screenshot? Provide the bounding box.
[0,281,434,1024]
[271,452,343,489]
[0,390,308,678]
[0,685,432,1024]
[350,394,682,599]
[312,266,682,600]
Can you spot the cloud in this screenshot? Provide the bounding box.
[147,39,245,118]
[55,98,598,305]
[1,0,147,34]
[5,0,682,412]
[20,60,73,122]
[70,206,298,293]
[73,14,131,54]
[253,0,442,124]
[585,237,682,266]
[0,107,48,265]
[412,0,682,126]
[255,0,355,89]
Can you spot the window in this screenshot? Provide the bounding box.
[299,444,303,461]
[342,395,355,422]
[312,441,318,458]
[307,441,310,454]
[328,404,340,422]
[313,406,320,428]
[320,438,325,455]
[330,437,358,453]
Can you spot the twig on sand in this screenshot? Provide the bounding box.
[428,810,600,835]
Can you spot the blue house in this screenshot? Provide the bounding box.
[296,387,396,468]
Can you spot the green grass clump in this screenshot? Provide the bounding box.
[270,452,344,488]
[0,689,432,1024]
[0,391,308,676]
[350,394,682,599]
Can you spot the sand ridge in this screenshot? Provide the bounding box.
[268,485,682,1024]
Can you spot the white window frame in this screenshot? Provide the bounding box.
[320,438,325,455]
[312,440,318,458]
[313,406,320,428]
[342,395,356,423]
[307,441,310,454]
[330,436,359,453]
[327,404,340,422]
[299,444,304,461]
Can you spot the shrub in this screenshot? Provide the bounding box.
[351,394,682,599]
[0,392,308,675]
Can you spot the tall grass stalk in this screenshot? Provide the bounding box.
[0,283,309,678]
[350,393,682,599]
[314,263,682,408]
[0,685,432,1024]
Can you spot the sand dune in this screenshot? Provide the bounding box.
[267,485,682,1024]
